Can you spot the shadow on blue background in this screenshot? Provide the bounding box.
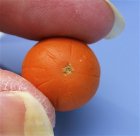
[0,0,139,135]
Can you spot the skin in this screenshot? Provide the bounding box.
[0,69,55,127]
[0,92,25,136]
[0,69,55,135]
[0,91,54,136]
[0,0,114,43]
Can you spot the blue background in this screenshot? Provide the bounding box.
[0,0,139,135]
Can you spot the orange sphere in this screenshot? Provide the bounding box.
[22,38,100,111]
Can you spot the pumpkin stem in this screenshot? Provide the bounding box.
[63,64,74,75]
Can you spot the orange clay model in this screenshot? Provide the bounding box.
[22,38,100,111]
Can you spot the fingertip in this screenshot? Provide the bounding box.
[0,0,114,43]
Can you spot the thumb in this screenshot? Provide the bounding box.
[0,91,54,136]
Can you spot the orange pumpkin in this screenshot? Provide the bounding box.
[22,38,100,111]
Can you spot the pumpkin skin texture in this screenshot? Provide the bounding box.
[22,38,100,111]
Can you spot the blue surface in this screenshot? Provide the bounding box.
[0,0,139,135]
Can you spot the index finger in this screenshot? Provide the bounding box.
[0,0,114,43]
